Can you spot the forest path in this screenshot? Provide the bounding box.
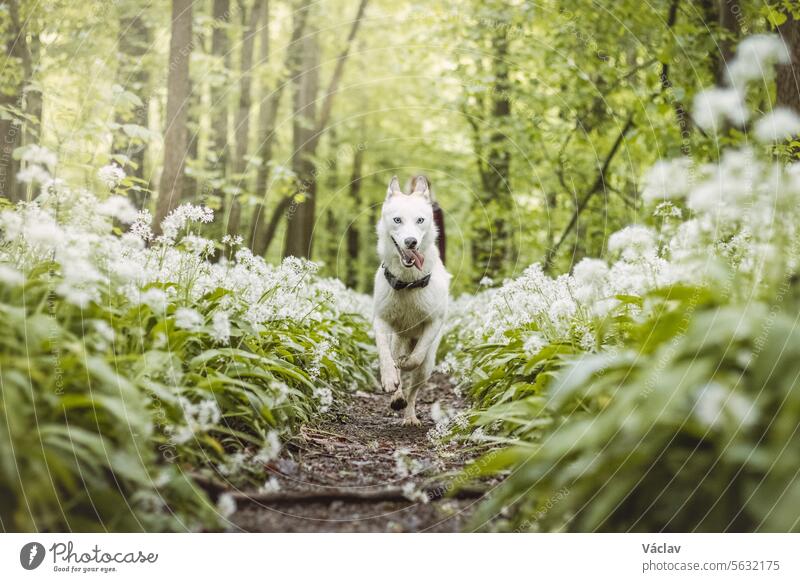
[229,373,486,532]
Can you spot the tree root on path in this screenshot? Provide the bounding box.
[232,484,489,505]
[225,484,490,505]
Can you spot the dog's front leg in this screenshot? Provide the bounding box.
[397,317,444,371]
[374,316,400,393]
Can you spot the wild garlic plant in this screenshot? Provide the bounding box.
[445,35,800,532]
[0,160,375,531]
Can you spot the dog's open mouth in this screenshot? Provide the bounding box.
[392,237,424,270]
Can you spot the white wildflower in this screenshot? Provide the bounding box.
[608,225,657,261]
[17,164,51,184]
[129,209,153,241]
[641,159,693,202]
[401,481,429,504]
[140,288,168,312]
[313,386,334,412]
[211,310,231,344]
[253,431,281,465]
[726,34,790,87]
[394,448,424,478]
[0,264,24,286]
[175,397,221,444]
[523,332,547,357]
[181,234,215,256]
[216,493,237,518]
[694,382,757,430]
[20,145,57,169]
[159,204,214,244]
[174,307,203,331]
[693,87,748,132]
[258,477,281,494]
[222,234,243,246]
[97,195,138,223]
[97,164,126,188]
[754,108,800,142]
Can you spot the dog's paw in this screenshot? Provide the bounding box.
[401,414,421,427]
[390,389,407,411]
[380,363,401,393]
[397,354,422,371]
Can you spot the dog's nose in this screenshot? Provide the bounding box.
[404,237,417,249]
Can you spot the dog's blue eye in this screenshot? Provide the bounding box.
[416,217,424,224]
[393,217,402,224]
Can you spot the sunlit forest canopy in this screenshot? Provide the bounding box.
[2,0,797,293]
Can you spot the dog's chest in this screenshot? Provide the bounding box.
[375,287,439,332]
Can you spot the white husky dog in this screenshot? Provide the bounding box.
[373,175,449,426]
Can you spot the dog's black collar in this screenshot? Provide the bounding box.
[383,264,431,290]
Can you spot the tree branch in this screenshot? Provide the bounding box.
[309,0,369,150]
[543,112,635,271]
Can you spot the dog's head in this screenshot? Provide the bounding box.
[378,175,437,270]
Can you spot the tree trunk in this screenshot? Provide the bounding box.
[113,8,151,207]
[282,0,369,259]
[249,0,311,256]
[0,92,21,202]
[249,0,271,250]
[154,0,193,233]
[209,0,231,207]
[777,16,800,113]
[226,0,262,238]
[715,0,742,85]
[283,27,319,259]
[6,0,36,201]
[0,16,23,202]
[471,18,512,283]
[345,142,364,288]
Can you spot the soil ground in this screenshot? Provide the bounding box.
[229,373,489,532]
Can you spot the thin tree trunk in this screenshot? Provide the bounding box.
[777,16,800,114]
[209,0,231,207]
[283,26,319,259]
[249,0,272,249]
[249,0,310,255]
[113,9,151,206]
[345,142,364,288]
[226,0,262,238]
[282,0,369,259]
[0,92,21,201]
[154,0,193,232]
[715,0,742,85]
[471,16,512,284]
[0,13,24,202]
[7,0,36,201]
[543,113,635,271]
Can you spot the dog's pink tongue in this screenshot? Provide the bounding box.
[410,250,424,270]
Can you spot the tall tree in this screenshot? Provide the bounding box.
[715,0,742,85]
[777,15,800,114]
[283,0,369,258]
[0,7,23,201]
[209,0,231,211]
[248,0,310,256]
[112,3,152,206]
[154,0,193,232]
[226,0,262,238]
[345,137,365,288]
[2,0,39,201]
[283,24,320,258]
[466,7,514,283]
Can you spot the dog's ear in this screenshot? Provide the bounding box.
[386,175,402,200]
[411,175,431,201]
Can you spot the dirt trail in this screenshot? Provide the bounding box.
[230,373,486,532]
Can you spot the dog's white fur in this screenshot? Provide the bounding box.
[373,175,449,425]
